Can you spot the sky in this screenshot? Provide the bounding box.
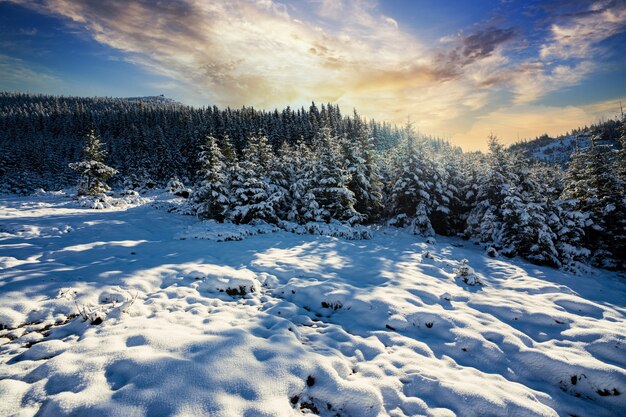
[1,0,625,150]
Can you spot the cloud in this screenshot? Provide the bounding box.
[6,0,626,150]
[8,0,432,109]
[540,1,626,60]
[0,53,60,91]
[18,28,38,36]
[383,16,398,29]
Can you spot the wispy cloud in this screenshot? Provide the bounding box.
[18,27,38,36]
[0,53,60,91]
[6,0,626,149]
[540,1,626,60]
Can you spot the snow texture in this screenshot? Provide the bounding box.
[1,194,625,417]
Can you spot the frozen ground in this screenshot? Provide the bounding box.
[1,193,625,417]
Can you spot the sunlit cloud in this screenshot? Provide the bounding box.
[540,1,626,60]
[5,0,626,150]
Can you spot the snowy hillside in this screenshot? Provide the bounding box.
[509,117,623,166]
[1,194,625,417]
[516,135,593,165]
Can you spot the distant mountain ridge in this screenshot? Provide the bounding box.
[509,118,623,165]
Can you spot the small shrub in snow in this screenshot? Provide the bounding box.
[166,177,185,193]
[222,285,254,297]
[320,301,343,311]
[486,246,498,257]
[454,259,482,286]
[75,303,105,325]
[75,194,148,210]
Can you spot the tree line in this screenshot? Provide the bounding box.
[1,92,624,271]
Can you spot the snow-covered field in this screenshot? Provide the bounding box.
[1,193,625,417]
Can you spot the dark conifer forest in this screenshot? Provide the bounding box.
[1,92,624,270]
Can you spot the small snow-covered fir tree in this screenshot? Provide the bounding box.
[69,130,117,196]
[190,134,230,221]
[266,142,293,221]
[413,202,435,237]
[310,127,362,224]
[229,134,276,224]
[343,112,384,222]
[465,135,512,246]
[388,123,434,234]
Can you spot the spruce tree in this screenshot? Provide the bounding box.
[310,127,362,224]
[69,129,117,196]
[389,123,434,235]
[344,112,384,222]
[465,135,512,246]
[562,142,625,269]
[191,134,230,221]
[229,134,275,224]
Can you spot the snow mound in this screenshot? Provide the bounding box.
[73,194,149,210]
[198,270,259,296]
[177,220,373,242]
[279,220,373,240]
[177,220,280,241]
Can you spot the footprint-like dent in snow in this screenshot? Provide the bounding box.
[126,334,148,347]
[252,347,277,361]
[555,298,604,318]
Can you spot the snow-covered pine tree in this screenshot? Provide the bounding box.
[309,127,362,224]
[388,122,435,235]
[190,134,230,221]
[499,157,560,266]
[69,129,117,196]
[562,140,625,269]
[616,119,626,185]
[465,135,512,247]
[343,111,384,222]
[152,125,174,184]
[229,133,276,224]
[414,201,435,237]
[266,142,295,221]
[428,152,457,236]
[287,141,320,223]
[552,198,591,272]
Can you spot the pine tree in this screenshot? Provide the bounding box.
[190,134,230,221]
[266,142,294,221]
[344,112,384,222]
[152,125,174,184]
[388,123,434,235]
[562,141,625,268]
[310,127,362,224]
[465,135,512,246]
[414,202,435,237]
[229,134,276,224]
[288,141,319,223]
[69,130,117,196]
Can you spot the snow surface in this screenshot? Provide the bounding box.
[1,193,625,417]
